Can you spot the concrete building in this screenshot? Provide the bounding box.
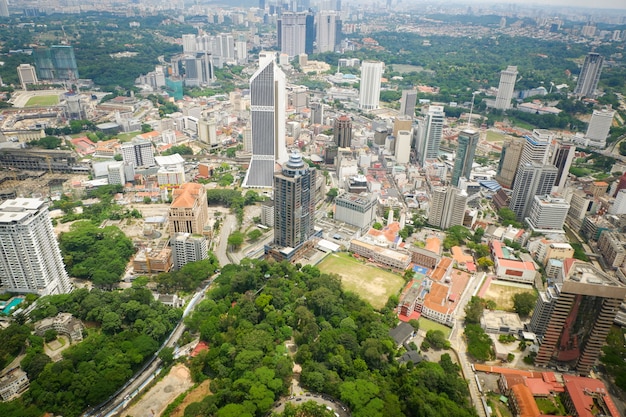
[309,101,324,124]
[33,45,79,81]
[0,369,29,402]
[529,286,560,340]
[574,52,604,99]
[316,11,339,53]
[495,65,518,110]
[481,310,524,335]
[333,114,352,148]
[399,89,417,117]
[395,130,412,164]
[526,195,569,233]
[359,61,384,111]
[349,240,411,270]
[509,162,558,221]
[610,189,626,215]
[106,161,126,185]
[243,57,286,188]
[534,260,626,374]
[334,192,377,232]
[597,231,626,269]
[278,12,308,57]
[155,154,186,186]
[17,64,38,90]
[495,137,524,189]
[34,312,84,342]
[585,108,614,149]
[172,233,208,270]
[428,187,467,230]
[120,138,155,168]
[274,153,316,248]
[451,129,478,187]
[491,240,537,284]
[168,183,209,235]
[0,198,72,296]
[417,105,445,165]
[551,141,575,192]
[183,52,214,87]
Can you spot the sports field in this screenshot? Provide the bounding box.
[482,281,535,311]
[317,252,405,310]
[25,95,59,107]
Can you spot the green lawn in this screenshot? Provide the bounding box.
[536,396,567,415]
[418,318,451,338]
[485,131,505,142]
[317,252,405,310]
[25,95,59,107]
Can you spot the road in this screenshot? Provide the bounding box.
[214,213,237,266]
[449,271,488,417]
[85,278,215,417]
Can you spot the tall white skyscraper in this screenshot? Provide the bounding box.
[428,187,468,230]
[585,108,614,148]
[574,52,604,99]
[0,198,72,296]
[418,105,445,165]
[316,11,338,53]
[182,34,197,53]
[0,0,9,18]
[243,57,287,188]
[495,65,518,110]
[279,12,308,57]
[359,60,384,111]
[395,130,412,164]
[509,162,558,221]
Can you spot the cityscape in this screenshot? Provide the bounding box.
[0,1,626,417]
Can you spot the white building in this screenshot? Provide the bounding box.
[155,154,186,186]
[120,138,155,167]
[316,11,338,53]
[359,61,384,111]
[107,161,126,185]
[0,198,72,295]
[279,12,307,57]
[395,130,412,164]
[495,65,518,110]
[0,369,29,402]
[428,186,467,230]
[172,233,208,270]
[417,105,445,165]
[585,108,614,148]
[526,195,569,233]
[334,193,377,232]
[610,189,626,215]
[17,64,38,90]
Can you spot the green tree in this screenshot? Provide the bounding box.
[228,231,245,249]
[247,229,263,241]
[464,296,485,324]
[513,292,537,317]
[372,222,383,230]
[326,188,339,201]
[158,347,175,366]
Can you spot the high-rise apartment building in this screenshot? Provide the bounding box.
[274,153,316,248]
[418,105,445,165]
[33,45,79,81]
[428,187,467,230]
[120,138,155,168]
[182,34,197,53]
[0,198,72,296]
[359,61,384,111]
[551,141,576,192]
[243,58,287,188]
[333,115,352,148]
[451,129,479,186]
[526,195,569,232]
[183,52,214,87]
[520,129,552,166]
[309,101,324,124]
[495,137,524,189]
[574,52,604,99]
[495,66,518,110]
[0,0,8,17]
[509,162,558,221]
[168,183,209,235]
[17,64,38,90]
[316,11,339,53]
[585,109,614,149]
[305,13,315,54]
[278,12,308,57]
[400,89,417,117]
[172,233,208,270]
[533,260,626,375]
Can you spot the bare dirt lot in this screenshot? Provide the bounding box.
[170,379,212,417]
[123,364,193,417]
[482,281,535,311]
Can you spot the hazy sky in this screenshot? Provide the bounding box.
[394,0,626,11]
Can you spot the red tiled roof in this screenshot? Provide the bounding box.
[563,375,620,417]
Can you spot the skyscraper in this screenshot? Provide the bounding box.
[316,11,338,53]
[172,233,208,271]
[274,152,316,248]
[533,260,626,375]
[243,57,287,188]
[333,115,352,148]
[278,12,308,57]
[574,52,604,99]
[509,162,558,221]
[495,137,524,189]
[585,108,614,148]
[428,187,468,230]
[310,101,324,124]
[494,65,518,110]
[399,89,417,117]
[451,129,479,186]
[305,13,315,55]
[0,0,9,17]
[183,52,214,87]
[418,105,445,165]
[395,130,412,164]
[0,198,72,296]
[359,60,384,111]
[551,141,576,192]
[33,45,79,81]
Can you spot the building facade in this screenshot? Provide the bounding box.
[494,65,518,110]
[17,64,38,90]
[33,45,79,81]
[172,233,208,270]
[333,114,352,148]
[395,130,412,164]
[495,137,524,189]
[168,183,209,235]
[418,105,445,165]
[399,89,417,117]
[334,193,377,232]
[526,195,569,232]
[451,129,479,186]
[243,57,286,188]
[574,52,604,99]
[551,141,575,192]
[279,12,308,57]
[274,153,316,248]
[359,61,384,110]
[509,162,558,221]
[0,198,72,295]
[428,187,467,230]
[585,108,614,149]
[120,138,155,168]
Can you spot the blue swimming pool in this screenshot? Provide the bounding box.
[2,297,24,315]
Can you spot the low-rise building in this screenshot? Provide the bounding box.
[481,310,523,335]
[334,192,377,232]
[172,233,207,270]
[491,240,537,284]
[0,369,29,402]
[349,239,410,270]
[34,312,84,342]
[597,230,626,268]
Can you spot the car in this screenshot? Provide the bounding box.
[296,398,302,402]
